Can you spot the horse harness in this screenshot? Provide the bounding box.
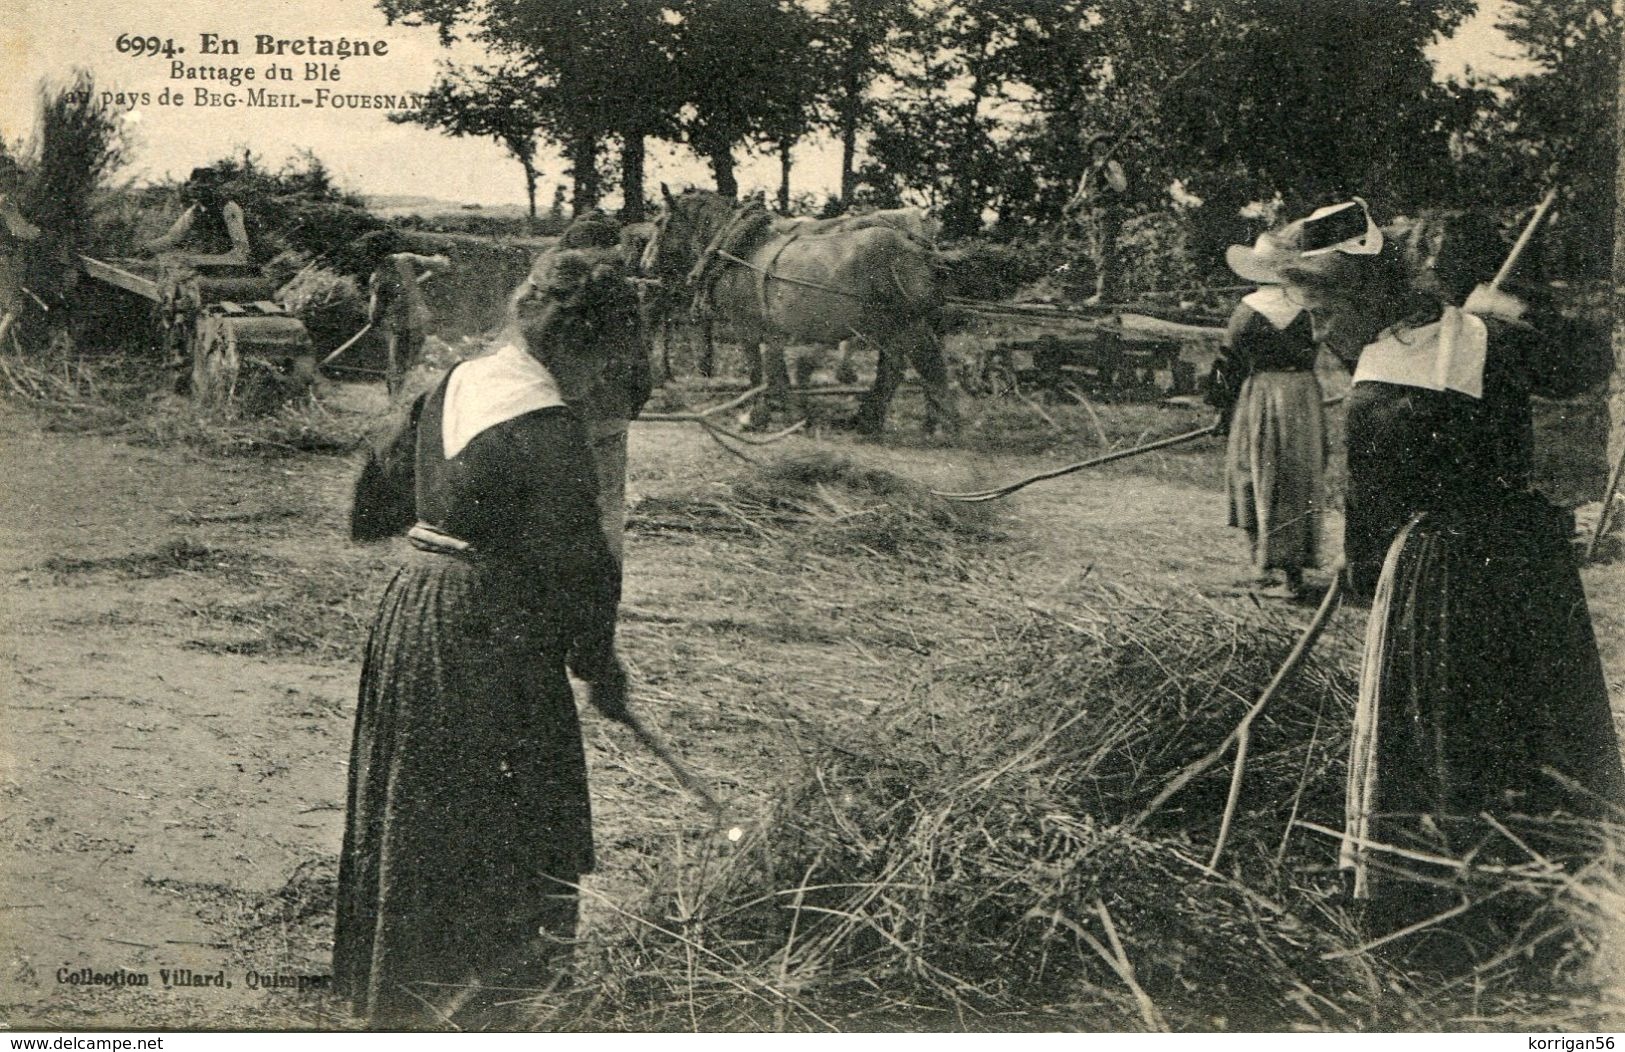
[684,203,883,320]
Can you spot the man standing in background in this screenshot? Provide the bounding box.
[1065,132,1130,305]
[365,237,452,398]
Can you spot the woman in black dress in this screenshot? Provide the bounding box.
[1279,210,1624,932]
[334,249,637,1028]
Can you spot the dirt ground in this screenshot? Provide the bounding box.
[1,380,1621,1030]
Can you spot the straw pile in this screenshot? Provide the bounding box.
[561,562,1620,1030]
[629,451,1004,575]
[560,581,1383,1031]
[275,265,361,315]
[549,449,1621,1032]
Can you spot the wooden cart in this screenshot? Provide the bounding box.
[948,297,1222,400]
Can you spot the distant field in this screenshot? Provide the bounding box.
[365,195,531,218]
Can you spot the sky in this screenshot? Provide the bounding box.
[0,0,1540,209]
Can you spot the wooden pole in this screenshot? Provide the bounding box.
[932,423,1219,503]
[617,709,725,821]
[934,397,1345,503]
[1491,189,1558,290]
[319,322,372,367]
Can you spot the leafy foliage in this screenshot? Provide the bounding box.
[374,0,1614,283]
[864,0,1033,236]
[380,0,677,215]
[12,70,129,321]
[1136,0,1476,215]
[161,151,383,266]
[1486,0,1619,277]
[864,0,1479,234]
[667,0,820,198]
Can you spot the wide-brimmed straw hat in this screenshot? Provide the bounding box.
[1226,198,1384,284]
[1226,230,1300,284]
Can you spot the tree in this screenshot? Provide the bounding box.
[986,0,1104,226]
[489,0,676,219]
[378,0,677,218]
[951,0,1479,235]
[750,2,826,213]
[16,71,128,324]
[866,0,1079,237]
[1139,0,1477,215]
[392,62,548,223]
[1492,0,1620,276]
[816,0,912,209]
[667,0,815,198]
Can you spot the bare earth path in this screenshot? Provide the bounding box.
[1,398,1619,1029]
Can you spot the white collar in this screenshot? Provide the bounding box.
[1241,286,1304,331]
[1352,306,1487,400]
[440,343,565,458]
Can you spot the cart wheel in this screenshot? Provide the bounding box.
[983,358,1020,399]
[1096,345,1123,391]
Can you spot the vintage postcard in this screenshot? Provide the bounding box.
[0,0,1620,1038]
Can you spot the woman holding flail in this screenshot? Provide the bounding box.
[334,249,637,1029]
[1279,203,1624,946]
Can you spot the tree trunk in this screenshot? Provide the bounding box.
[522,162,538,230]
[942,34,993,239]
[940,190,983,240]
[839,70,860,207]
[777,139,793,214]
[709,145,738,199]
[569,134,601,214]
[620,134,646,222]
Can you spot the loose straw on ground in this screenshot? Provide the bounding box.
[1032,903,1169,1032]
[1131,566,1344,867]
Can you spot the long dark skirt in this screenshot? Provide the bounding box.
[333,548,593,1029]
[1342,502,1625,917]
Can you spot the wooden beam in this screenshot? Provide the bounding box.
[78,255,162,302]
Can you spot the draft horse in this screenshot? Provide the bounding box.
[640,187,959,434]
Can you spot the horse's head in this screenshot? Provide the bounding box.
[642,185,736,282]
